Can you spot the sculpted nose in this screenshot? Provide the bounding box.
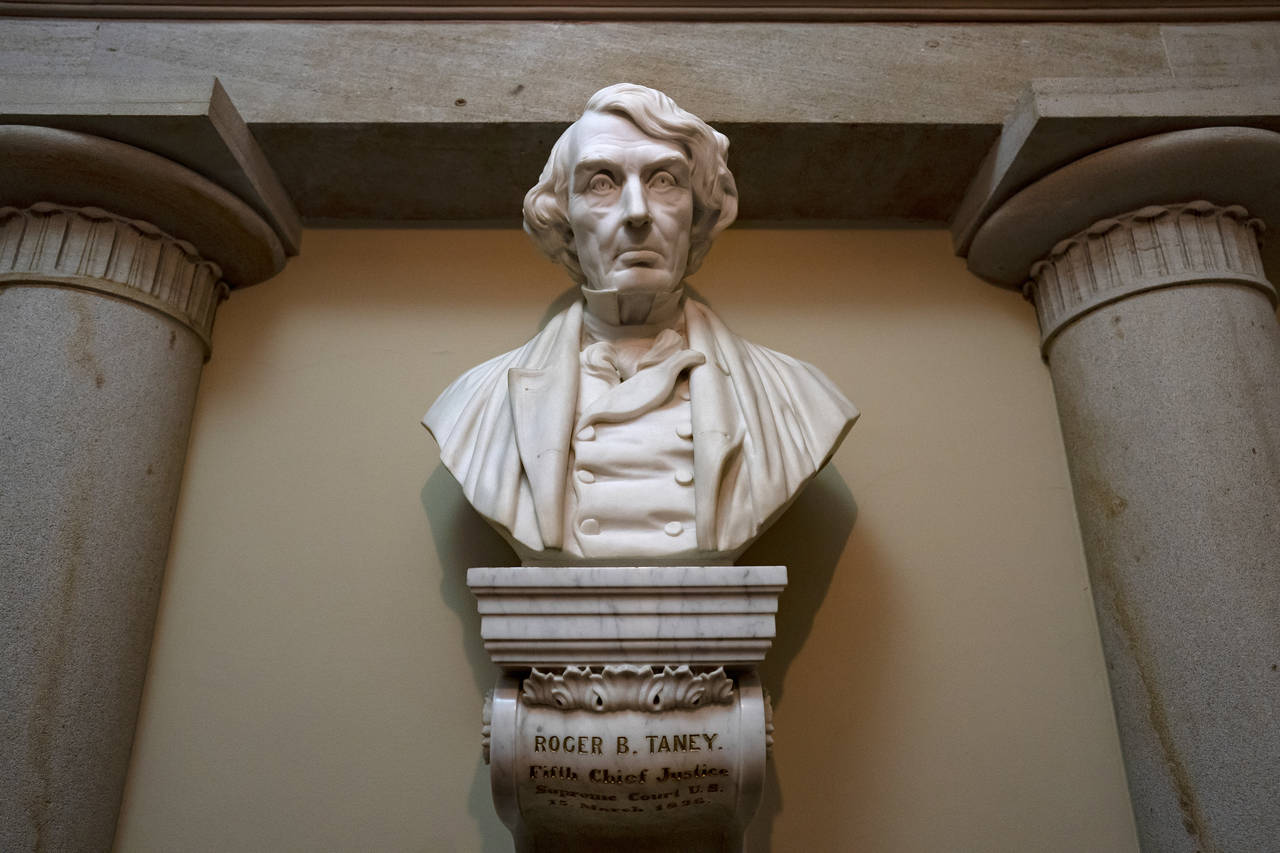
[621,178,651,227]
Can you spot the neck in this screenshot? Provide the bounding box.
[581,285,684,341]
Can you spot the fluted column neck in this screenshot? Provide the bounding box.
[1026,201,1273,352]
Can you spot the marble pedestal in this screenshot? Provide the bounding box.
[469,566,784,852]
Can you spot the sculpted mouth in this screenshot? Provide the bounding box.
[617,249,662,267]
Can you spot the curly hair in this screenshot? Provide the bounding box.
[522,83,739,286]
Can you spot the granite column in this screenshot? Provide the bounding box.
[0,126,289,852]
[967,127,1280,852]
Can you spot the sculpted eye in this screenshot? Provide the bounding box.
[587,173,615,193]
[650,171,677,189]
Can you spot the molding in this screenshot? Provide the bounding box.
[4,1,1280,21]
[966,127,1280,287]
[482,690,493,764]
[467,565,786,666]
[953,79,1280,258]
[0,79,300,256]
[0,125,285,290]
[521,665,736,712]
[8,29,1280,227]
[0,203,227,353]
[762,688,774,757]
[1027,201,1274,350]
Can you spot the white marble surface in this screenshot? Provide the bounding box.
[489,670,767,852]
[425,84,857,564]
[468,565,786,666]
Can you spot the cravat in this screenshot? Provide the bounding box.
[577,329,705,430]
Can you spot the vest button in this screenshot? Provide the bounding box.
[577,469,595,484]
[580,518,600,535]
[664,521,683,536]
[577,425,596,441]
[679,387,691,401]
[676,421,693,439]
[675,469,693,485]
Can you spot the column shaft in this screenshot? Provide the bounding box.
[0,205,220,851]
[1034,203,1280,852]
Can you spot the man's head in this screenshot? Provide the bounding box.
[523,84,739,294]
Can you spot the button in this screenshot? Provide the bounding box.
[676,421,693,439]
[580,518,600,535]
[675,469,693,486]
[679,387,691,401]
[577,469,595,484]
[664,521,683,536]
[577,425,596,441]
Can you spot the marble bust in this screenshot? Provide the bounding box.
[425,83,857,565]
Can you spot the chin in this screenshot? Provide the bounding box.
[607,268,680,294]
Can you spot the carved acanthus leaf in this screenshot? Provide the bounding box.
[481,690,493,764]
[521,665,734,712]
[1024,200,1274,350]
[0,203,227,353]
[763,688,775,759]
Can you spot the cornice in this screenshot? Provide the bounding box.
[966,126,1280,288]
[0,125,286,289]
[3,0,1280,21]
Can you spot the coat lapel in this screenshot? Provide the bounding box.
[507,301,582,549]
[685,300,745,551]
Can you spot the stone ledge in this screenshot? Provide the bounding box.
[6,1,1280,22]
[952,77,1280,259]
[0,124,286,289]
[965,126,1280,287]
[13,19,1268,225]
[0,77,300,255]
[468,565,786,667]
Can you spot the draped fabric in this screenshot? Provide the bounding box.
[423,297,858,563]
[577,330,706,429]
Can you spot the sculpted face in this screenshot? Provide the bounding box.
[567,111,694,303]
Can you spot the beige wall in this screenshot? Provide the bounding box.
[114,228,1138,852]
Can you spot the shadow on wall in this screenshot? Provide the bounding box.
[422,459,870,852]
[739,465,859,851]
[741,465,857,707]
[422,466,517,852]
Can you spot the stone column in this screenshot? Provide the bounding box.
[0,126,288,853]
[966,127,1280,852]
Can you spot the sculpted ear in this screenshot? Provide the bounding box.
[686,173,738,275]
[706,183,738,243]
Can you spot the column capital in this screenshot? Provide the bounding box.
[965,125,1280,289]
[0,203,228,354]
[1026,201,1272,350]
[0,124,286,290]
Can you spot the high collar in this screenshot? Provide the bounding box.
[581,285,685,343]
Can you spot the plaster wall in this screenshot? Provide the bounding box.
[113,228,1139,852]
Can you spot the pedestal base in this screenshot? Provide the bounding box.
[468,566,785,852]
[489,668,768,853]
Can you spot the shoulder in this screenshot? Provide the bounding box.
[689,298,858,461]
[423,302,582,444]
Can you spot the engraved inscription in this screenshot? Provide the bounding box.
[533,734,604,753]
[646,732,719,752]
[513,684,745,833]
